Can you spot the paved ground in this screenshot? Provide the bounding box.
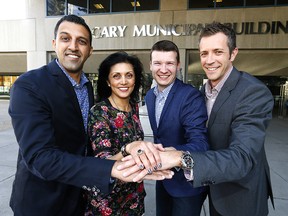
[0,99,287,215]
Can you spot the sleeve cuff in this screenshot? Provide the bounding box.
[183,168,194,181]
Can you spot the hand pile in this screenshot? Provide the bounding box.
[112,141,180,182]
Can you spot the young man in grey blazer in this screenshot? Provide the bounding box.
[193,21,274,216]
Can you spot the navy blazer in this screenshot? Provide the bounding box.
[9,60,115,216]
[192,68,274,216]
[145,78,208,197]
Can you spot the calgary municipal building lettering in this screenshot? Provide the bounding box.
[91,21,288,39]
[92,26,127,38]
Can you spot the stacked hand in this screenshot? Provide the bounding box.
[112,141,182,182]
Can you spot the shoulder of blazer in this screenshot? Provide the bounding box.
[169,78,184,94]
[171,79,200,96]
[25,60,63,82]
[14,61,59,89]
[221,67,242,92]
[47,59,65,77]
[223,68,264,93]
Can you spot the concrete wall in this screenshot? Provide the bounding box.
[0,0,287,72]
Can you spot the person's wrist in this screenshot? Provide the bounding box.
[171,151,183,170]
[180,151,194,170]
[177,151,183,167]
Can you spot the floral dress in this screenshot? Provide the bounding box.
[85,99,146,216]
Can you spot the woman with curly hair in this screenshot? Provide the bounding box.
[85,51,146,216]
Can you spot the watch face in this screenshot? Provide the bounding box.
[182,153,194,169]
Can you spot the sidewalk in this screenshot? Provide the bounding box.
[0,100,287,215]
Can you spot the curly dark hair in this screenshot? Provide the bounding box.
[96,51,144,103]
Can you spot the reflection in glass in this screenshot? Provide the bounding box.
[89,0,110,13]
[216,0,244,7]
[50,50,153,100]
[246,0,275,6]
[136,0,160,11]
[187,49,288,89]
[188,0,215,8]
[112,0,134,12]
[47,0,65,16]
[67,0,87,15]
[277,0,288,4]
[0,75,19,96]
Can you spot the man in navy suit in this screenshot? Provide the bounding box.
[8,15,172,216]
[145,40,209,216]
[143,23,274,216]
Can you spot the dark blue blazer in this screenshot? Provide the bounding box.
[145,78,208,197]
[9,60,115,216]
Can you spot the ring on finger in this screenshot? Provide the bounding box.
[147,168,152,175]
[137,149,144,156]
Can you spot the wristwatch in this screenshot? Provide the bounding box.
[180,151,194,170]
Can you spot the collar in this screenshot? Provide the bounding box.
[205,66,233,94]
[153,81,175,97]
[56,59,89,88]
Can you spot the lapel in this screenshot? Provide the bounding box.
[146,89,157,131]
[208,68,240,128]
[157,79,180,127]
[85,76,95,108]
[48,60,83,118]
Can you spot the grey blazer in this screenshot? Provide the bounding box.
[191,68,274,216]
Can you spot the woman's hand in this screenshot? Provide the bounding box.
[118,148,183,174]
[111,158,174,182]
[125,141,164,174]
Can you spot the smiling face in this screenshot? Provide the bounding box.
[199,32,238,88]
[107,62,135,101]
[52,21,93,78]
[150,50,180,91]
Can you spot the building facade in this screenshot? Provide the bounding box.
[1,0,288,116]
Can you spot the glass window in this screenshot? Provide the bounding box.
[68,0,87,15]
[50,50,152,100]
[277,0,288,5]
[136,0,160,11]
[112,0,134,12]
[186,49,288,89]
[0,75,19,97]
[189,0,215,8]
[47,0,160,16]
[47,0,65,16]
[246,0,275,6]
[216,0,244,8]
[89,0,111,13]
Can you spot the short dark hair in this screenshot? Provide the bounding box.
[54,14,92,46]
[150,40,180,63]
[199,22,237,55]
[97,51,144,103]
